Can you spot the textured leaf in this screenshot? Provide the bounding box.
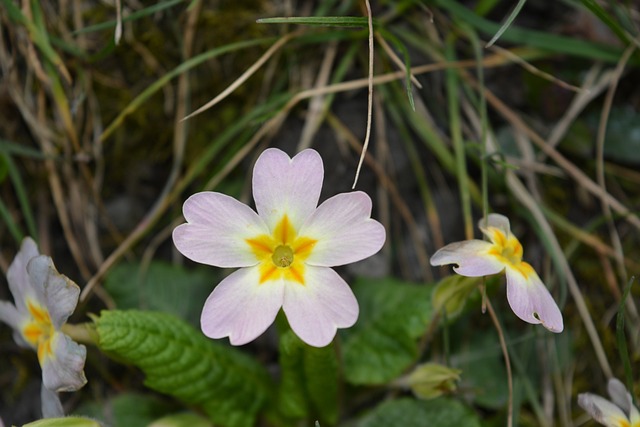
[342,278,433,385]
[103,261,216,326]
[95,310,271,427]
[356,397,481,427]
[277,329,339,425]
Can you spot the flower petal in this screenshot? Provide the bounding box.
[41,384,64,418]
[201,266,284,345]
[173,192,270,268]
[41,332,87,392]
[27,256,80,330]
[578,392,630,427]
[0,300,21,331]
[7,237,41,313]
[607,378,640,423]
[478,213,511,238]
[252,148,323,232]
[300,192,385,267]
[282,265,358,347]
[505,267,563,332]
[430,240,505,277]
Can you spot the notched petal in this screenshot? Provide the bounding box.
[41,332,87,392]
[200,266,284,345]
[505,268,563,332]
[174,192,269,268]
[301,191,385,267]
[252,148,324,232]
[430,240,504,277]
[282,266,358,347]
[27,256,80,330]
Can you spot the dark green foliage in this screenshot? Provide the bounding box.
[342,278,434,385]
[276,329,339,425]
[356,397,481,427]
[95,310,271,427]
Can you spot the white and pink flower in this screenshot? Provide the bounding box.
[0,237,87,416]
[173,148,386,347]
[578,378,640,427]
[430,213,563,332]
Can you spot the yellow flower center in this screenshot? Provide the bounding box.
[246,215,317,285]
[21,299,55,364]
[486,227,534,277]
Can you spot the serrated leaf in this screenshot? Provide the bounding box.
[103,261,216,326]
[342,278,434,385]
[277,330,339,425]
[95,310,271,427]
[356,398,481,427]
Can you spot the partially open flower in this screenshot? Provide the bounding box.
[578,378,640,427]
[430,214,563,332]
[173,148,386,347]
[0,238,87,395]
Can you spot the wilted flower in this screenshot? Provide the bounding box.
[578,378,640,427]
[173,148,385,347]
[0,238,87,415]
[430,213,563,332]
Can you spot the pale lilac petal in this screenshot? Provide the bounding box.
[607,378,631,413]
[578,393,630,427]
[27,256,80,330]
[252,148,323,232]
[41,384,64,418]
[478,213,511,238]
[7,237,41,313]
[173,192,270,268]
[0,300,22,330]
[300,192,385,267]
[282,266,358,347]
[430,240,504,277]
[505,267,563,332]
[41,332,87,392]
[201,266,284,345]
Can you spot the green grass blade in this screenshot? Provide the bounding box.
[257,16,375,28]
[485,0,527,47]
[616,276,635,399]
[74,0,185,34]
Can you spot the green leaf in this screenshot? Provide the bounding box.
[342,278,434,385]
[148,413,213,427]
[356,397,481,427]
[103,261,216,326]
[257,16,375,28]
[95,310,271,427]
[277,329,339,425]
[74,392,173,427]
[23,418,102,427]
[432,275,479,320]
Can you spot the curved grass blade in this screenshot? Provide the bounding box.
[485,0,527,48]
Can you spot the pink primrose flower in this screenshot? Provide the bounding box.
[578,378,640,427]
[173,148,386,347]
[0,238,87,416]
[430,213,563,332]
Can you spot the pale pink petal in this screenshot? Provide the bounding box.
[300,192,385,267]
[478,213,511,238]
[173,192,270,268]
[607,379,640,422]
[578,392,630,427]
[7,237,41,313]
[27,256,80,330]
[282,266,358,347]
[252,148,323,232]
[41,384,64,418]
[430,240,505,277]
[201,266,284,345]
[41,332,87,392]
[505,267,563,332]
